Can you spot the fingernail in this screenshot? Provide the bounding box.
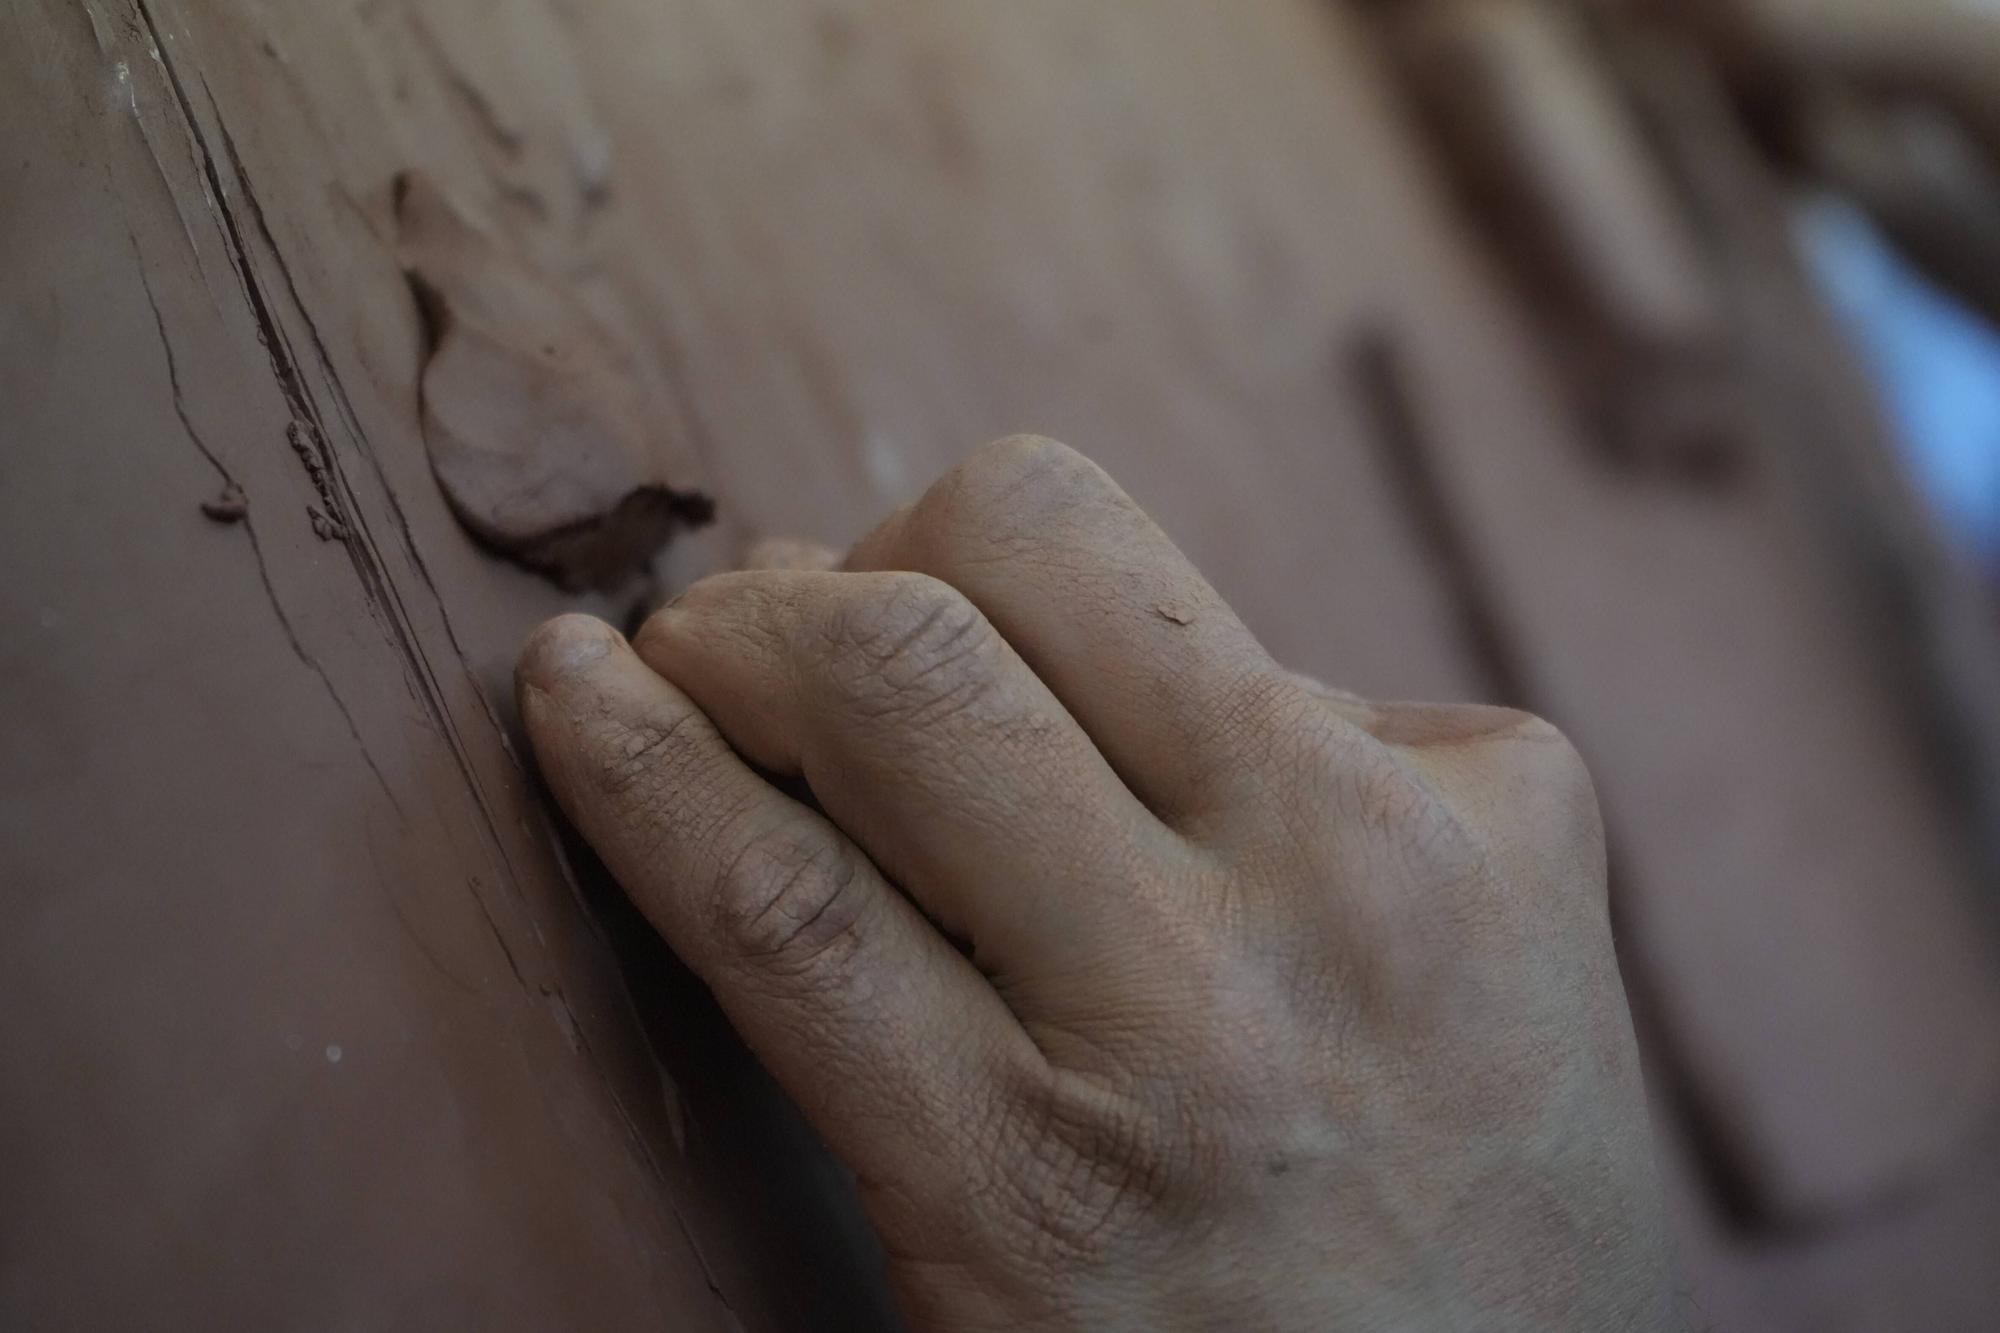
[517,614,622,693]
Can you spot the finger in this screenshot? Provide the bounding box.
[844,435,1318,830]
[633,571,1187,984]
[516,613,1039,1204]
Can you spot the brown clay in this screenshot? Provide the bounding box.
[395,172,711,589]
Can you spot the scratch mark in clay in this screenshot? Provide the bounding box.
[128,239,403,818]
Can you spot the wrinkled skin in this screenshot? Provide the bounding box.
[518,437,1677,1331]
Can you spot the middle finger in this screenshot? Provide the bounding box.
[635,568,1196,992]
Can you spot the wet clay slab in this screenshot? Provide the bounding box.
[3,2,1477,1328]
[9,0,2000,1328]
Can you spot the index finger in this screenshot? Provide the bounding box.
[516,614,1042,1227]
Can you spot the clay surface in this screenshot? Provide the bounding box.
[7,0,1999,1328]
[396,172,710,588]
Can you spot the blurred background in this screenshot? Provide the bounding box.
[1369,1,2000,1324]
[1360,0,2000,1320]
[7,0,2000,1327]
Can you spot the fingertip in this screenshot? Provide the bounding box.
[517,613,626,696]
[628,603,678,668]
[631,570,796,672]
[630,606,701,684]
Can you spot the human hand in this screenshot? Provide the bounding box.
[517,437,1676,1330]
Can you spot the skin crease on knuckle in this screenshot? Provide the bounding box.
[583,708,758,876]
[815,573,1000,722]
[535,443,1673,1330]
[933,436,1107,542]
[710,822,869,975]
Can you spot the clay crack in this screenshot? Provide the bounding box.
[123,15,743,1255]
[131,238,229,485]
[129,1,350,532]
[125,224,403,815]
[182,110,539,897]
[143,38,535,914]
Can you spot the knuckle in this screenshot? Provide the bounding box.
[709,824,869,975]
[924,435,1121,551]
[818,574,999,720]
[1292,701,1607,882]
[1506,712,1597,797]
[1275,701,1492,893]
[1355,706,1609,924]
[957,434,1093,499]
[585,713,757,871]
[1469,709,1606,866]
[589,710,711,806]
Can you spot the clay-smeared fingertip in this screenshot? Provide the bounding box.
[518,613,624,694]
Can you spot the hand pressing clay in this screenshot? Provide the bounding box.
[395,172,711,589]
